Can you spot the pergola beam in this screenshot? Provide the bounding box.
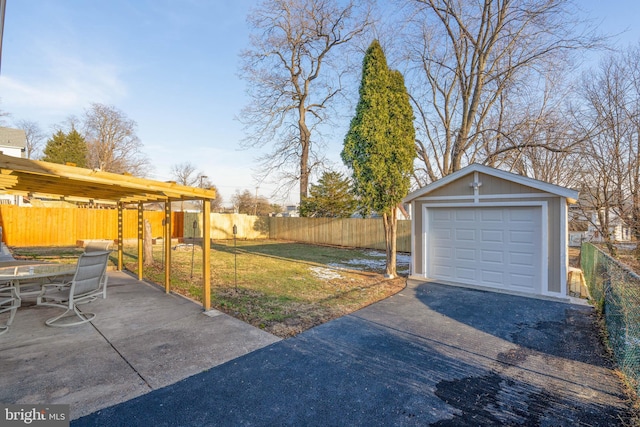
[0,154,216,311]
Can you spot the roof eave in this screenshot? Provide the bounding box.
[404,163,579,204]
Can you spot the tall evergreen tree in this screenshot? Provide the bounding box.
[42,129,88,167]
[342,40,415,278]
[300,171,357,218]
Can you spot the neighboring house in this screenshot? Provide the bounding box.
[0,126,27,205]
[349,204,411,220]
[569,197,635,244]
[570,209,633,244]
[404,163,579,300]
[276,205,300,217]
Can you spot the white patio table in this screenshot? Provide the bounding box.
[0,264,76,298]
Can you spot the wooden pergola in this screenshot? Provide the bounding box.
[0,153,217,310]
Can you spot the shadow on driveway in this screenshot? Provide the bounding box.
[74,281,632,426]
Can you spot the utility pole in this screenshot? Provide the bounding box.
[254,186,259,216]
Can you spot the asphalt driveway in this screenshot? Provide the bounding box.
[74,281,632,426]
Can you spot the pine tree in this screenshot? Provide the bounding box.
[42,129,88,167]
[300,171,357,218]
[341,40,415,278]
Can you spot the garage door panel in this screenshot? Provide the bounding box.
[510,208,535,221]
[509,251,534,267]
[427,206,542,294]
[432,263,453,277]
[455,248,476,261]
[481,270,504,285]
[480,209,503,221]
[455,229,476,242]
[456,267,476,281]
[455,210,476,221]
[432,210,453,221]
[510,230,534,243]
[510,273,536,291]
[480,230,504,243]
[481,250,503,264]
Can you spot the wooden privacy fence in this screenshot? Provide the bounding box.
[0,205,183,246]
[1,206,412,252]
[268,217,411,252]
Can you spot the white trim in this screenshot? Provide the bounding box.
[414,193,560,202]
[422,201,553,297]
[422,201,545,209]
[410,200,415,276]
[559,197,568,296]
[422,202,428,278]
[404,163,579,203]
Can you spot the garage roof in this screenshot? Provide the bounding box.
[404,163,579,204]
[0,153,216,203]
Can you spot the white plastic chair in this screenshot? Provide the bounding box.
[37,251,110,327]
[0,283,20,335]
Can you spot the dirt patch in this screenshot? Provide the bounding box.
[568,247,581,268]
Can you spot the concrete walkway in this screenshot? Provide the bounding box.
[72,281,632,426]
[0,271,280,420]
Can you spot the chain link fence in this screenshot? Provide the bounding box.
[581,242,640,394]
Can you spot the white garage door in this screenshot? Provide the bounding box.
[426,206,543,294]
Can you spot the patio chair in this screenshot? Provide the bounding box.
[36,251,110,327]
[0,283,20,335]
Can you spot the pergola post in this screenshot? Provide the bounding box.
[137,201,143,281]
[164,201,172,294]
[202,198,211,310]
[117,202,124,271]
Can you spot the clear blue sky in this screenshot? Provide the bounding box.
[0,1,638,206]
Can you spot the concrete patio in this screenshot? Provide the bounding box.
[0,271,280,420]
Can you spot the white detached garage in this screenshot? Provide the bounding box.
[403,164,579,299]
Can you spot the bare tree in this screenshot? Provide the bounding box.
[231,189,271,216]
[83,103,150,176]
[573,47,640,255]
[239,0,372,202]
[14,119,45,159]
[170,161,223,211]
[171,162,200,186]
[481,76,584,188]
[399,0,599,185]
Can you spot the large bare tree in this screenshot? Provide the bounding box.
[14,119,45,159]
[400,0,598,185]
[239,0,372,202]
[83,103,150,176]
[481,74,583,188]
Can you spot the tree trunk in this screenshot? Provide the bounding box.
[598,209,617,257]
[144,219,153,266]
[382,209,397,278]
[299,107,311,202]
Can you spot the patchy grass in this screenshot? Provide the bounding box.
[131,240,407,337]
[13,241,406,338]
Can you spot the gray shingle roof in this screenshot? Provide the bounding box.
[0,126,26,149]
